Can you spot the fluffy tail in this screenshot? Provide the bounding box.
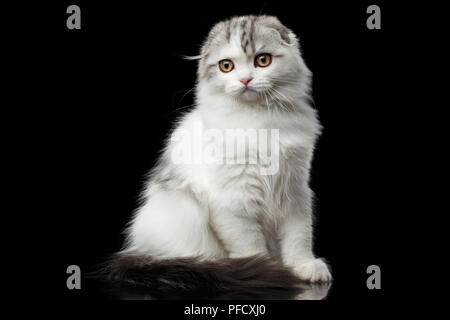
[96,252,305,299]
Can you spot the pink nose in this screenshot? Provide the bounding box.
[240,78,253,87]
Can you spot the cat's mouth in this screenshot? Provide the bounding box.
[227,85,261,101]
[241,84,262,94]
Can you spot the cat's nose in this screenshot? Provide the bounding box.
[240,78,253,87]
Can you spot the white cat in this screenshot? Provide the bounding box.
[107,15,331,299]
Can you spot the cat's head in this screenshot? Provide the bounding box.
[195,15,310,107]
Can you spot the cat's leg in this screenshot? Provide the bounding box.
[210,207,269,258]
[279,189,332,282]
[126,188,227,260]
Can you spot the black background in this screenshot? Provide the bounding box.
[9,0,420,306]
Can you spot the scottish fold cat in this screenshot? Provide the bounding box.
[105,15,331,299]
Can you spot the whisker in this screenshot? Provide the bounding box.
[262,90,270,108]
[162,87,196,117]
[269,76,300,82]
[267,88,287,112]
[268,88,295,112]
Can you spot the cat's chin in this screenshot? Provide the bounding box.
[234,89,260,103]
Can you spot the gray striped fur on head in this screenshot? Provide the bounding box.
[198,15,296,79]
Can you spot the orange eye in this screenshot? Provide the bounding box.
[219,59,234,73]
[255,53,272,68]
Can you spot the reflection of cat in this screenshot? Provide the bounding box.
[106,15,331,299]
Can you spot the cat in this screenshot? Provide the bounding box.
[103,15,332,299]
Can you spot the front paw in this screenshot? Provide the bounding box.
[293,258,332,283]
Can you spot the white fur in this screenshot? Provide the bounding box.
[123,16,331,282]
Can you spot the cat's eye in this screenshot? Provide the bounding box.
[255,53,272,68]
[219,59,234,73]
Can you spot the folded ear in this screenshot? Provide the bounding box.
[200,20,227,57]
[260,15,296,46]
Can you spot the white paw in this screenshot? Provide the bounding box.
[293,258,332,283]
